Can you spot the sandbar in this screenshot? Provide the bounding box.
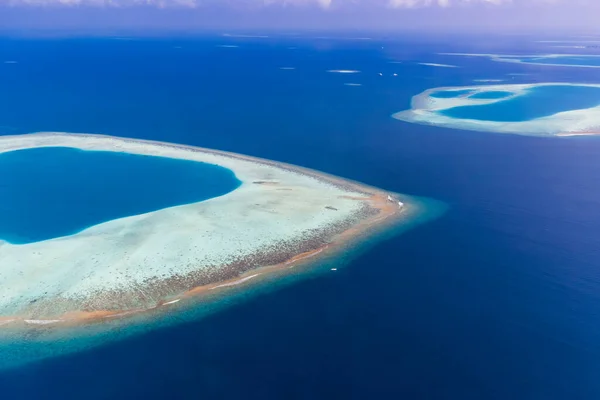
[0,132,416,329]
[417,62,458,68]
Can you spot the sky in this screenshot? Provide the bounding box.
[0,0,598,34]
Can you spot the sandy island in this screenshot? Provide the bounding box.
[0,132,412,329]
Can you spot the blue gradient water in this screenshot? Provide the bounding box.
[0,147,240,244]
[430,88,473,98]
[441,84,600,121]
[468,90,513,99]
[0,34,599,399]
[520,55,600,67]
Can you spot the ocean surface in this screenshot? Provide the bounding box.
[0,147,240,244]
[1,33,600,399]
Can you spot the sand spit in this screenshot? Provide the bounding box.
[393,82,600,137]
[0,132,413,329]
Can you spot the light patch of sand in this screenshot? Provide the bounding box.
[211,274,261,290]
[556,131,600,137]
[24,320,62,325]
[473,79,504,83]
[327,70,360,74]
[418,63,458,68]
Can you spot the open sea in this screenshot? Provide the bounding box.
[1,33,600,399]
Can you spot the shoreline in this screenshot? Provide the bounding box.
[0,132,414,330]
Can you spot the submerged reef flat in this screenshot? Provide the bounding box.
[0,132,420,330]
[439,53,600,68]
[393,83,600,137]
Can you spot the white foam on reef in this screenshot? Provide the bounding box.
[344,83,362,87]
[392,82,600,137]
[0,133,376,317]
[473,79,504,83]
[24,320,61,325]
[439,52,600,69]
[210,274,260,290]
[417,63,458,68]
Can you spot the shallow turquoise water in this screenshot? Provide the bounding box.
[440,85,600,122]
[429,89,473,98]
[0,146,241,244]
[468,91,513,100]
[518,56,600,67]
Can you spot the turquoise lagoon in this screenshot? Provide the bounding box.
[467,91,512,100]
[440,53,600,68]
[393,83,600,136]
[0,147,241,245]
[440,85,600,122]
[429,89,473,98]
[516,55,600,67]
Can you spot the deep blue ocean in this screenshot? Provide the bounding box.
[0,147,240,244]
[0,34,600,399]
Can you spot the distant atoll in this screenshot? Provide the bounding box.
[393,83,600,137]
[438,53,600,68]
[0,133,434,330]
